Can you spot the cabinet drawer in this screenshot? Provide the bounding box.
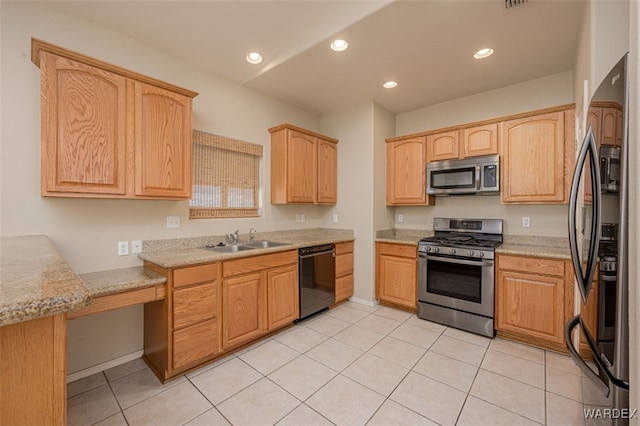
[173,283,216,329]
[223,250,297,277]
[173,263,217,288]
[172,319,217,370]
[377,242,416,258]
[497,254,565,277]
[336,274,354,302]
[335,241,354,255]
[336,252,354,278]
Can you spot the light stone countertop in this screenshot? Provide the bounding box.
[139,228,355,269]
[375,229,571,259]
[79,266,166,298]
[0,235,90,327]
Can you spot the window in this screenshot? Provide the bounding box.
[190,130,262,218]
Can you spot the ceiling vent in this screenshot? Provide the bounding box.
[505,0,527,8]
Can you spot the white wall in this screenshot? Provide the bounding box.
[393,72,575,236]
[0,2,325,374]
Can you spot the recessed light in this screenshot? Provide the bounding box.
[246,52,263,64]
[474,48,494,59]
[383,81,398,89]
[330,39,349,52]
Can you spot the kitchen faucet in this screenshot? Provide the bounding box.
[227,230,239,245]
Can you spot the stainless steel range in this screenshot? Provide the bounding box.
[417,217,503,337]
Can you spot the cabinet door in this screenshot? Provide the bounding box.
[615,109,623,146]
[427,131,459,161]
[173,283,216,330]
[287,130,317,203]
[386,137,427,205]
[500,111,566,203]
[267,265,299,330]
[173,319,217,370]
[222,272,266,349]
[377,253,416,310]
[496,270,565,344]
[317,139,337,204]
[134,82,192,198]
[601,107,618,146]
[462,123,498,158]
[41,53,127,195]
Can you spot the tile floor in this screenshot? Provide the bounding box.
[67,302,612,426]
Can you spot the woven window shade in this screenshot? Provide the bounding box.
[190,130,262,219]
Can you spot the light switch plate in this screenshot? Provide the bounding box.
[332,214,338,223]
[522,216,531,228]
[166,216,180,229]
[398,214,404,223]
[117,241,129,256]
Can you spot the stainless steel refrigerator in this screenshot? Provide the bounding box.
[566,54,630,424]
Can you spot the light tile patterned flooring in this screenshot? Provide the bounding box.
[67,302,612,426]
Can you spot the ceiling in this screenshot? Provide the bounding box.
[51,0,587,116]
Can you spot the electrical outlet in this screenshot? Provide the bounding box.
[332,214,338,223]
[522,216,531,228]
[300,214,305,223]
[117,241,129,256]
[398,214,404,223]
[166,216,180,229]
[295,214,301,222]
[131,240,143,254]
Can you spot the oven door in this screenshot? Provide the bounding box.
[418,253,494,318]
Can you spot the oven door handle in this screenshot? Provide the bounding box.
[425,255,493,267]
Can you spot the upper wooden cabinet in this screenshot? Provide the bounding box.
[269,124,338,205]
[589,103,623,148]
[426,123,499,162]
[500,108,575,204]
[32,39,197,199]
[386,136,433,206]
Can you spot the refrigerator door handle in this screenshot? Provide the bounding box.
[565,315,610,396]
[568,127,601,303]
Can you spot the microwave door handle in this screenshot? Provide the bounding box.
[476,166,481,190]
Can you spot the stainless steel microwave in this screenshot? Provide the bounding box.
[600,145,620,194]
[427,154,499,195]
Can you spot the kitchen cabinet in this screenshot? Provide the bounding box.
[426,123,499,162]
[385,136,434,206]
[495,254,573,352]
[335,241,354,303]
[269,123,339,205]
[375,242,417,312]
[144,262,220,380]
[0,314,66,425]
[500,108,575,204]
[222,250,298,350]
[32,38,196,199]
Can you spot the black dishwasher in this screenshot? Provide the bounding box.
[297,244,335,321]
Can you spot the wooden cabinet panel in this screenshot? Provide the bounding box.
[336,274,354,303]
[496,270,565,344]
[267,265,299,330]
[269,124,338,205]
[601,107,618,146]
[317,139,337,204]
[223,250,297,278]
[135,82,192,198]
[222,272,267,349]
[463,123,499,157]
[173,263,217,288]
[500,111,568,203]
[173,283,216,330]
[427,131,459,161]
[336,252,354,278]
[375,243,417,311]
[335,241,354,256]
[386,137,430,205]
[41,52,127,196]
[173,319,217,370]
[287,130,317,203]
[497,255,565,277]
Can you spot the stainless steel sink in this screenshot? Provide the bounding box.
[240,240,292,249]
[206,244,255,253]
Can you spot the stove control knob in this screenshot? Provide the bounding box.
[425,246,431,252]
[468,250,475,257]
[479,252,485,258]
[449,248,456,255]
[433,247,439,253]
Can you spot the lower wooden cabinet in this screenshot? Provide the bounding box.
[375,242,417,311]
[221,250,298,351]
[335,241,354,303]
[495,254,572,351]
[173,319,218,370]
